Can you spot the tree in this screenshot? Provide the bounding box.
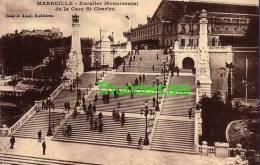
[200,92,233,145]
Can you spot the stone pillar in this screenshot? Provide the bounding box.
[63,14,84,79]
[194,109,202,146]
[196,9,212,97]
[215,142,229,157]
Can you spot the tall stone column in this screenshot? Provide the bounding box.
[63,14,84,79]
[196,9,212,97]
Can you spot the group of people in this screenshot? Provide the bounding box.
[83,101,104,133]
[89,113,103,133]
[9,133,46,155]
[63,123,72,137]
[41,98,55,111]
[170,66,180,77]
[112,109,125,127]
[102,92,110,104]
[126,132,144,150]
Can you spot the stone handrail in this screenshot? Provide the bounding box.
[50,83,65,101]
[8,104,38,136]
[53,113,70,137]
[6,82,65,136]
[179,46,198,50]
[64,78,74,88]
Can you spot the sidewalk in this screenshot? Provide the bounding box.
[0,137,228,165]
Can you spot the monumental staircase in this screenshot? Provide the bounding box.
[53,114,150,149]
[150,75,196,153]
[13,111,65,139]
[0,153,99,165]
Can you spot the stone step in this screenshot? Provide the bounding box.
[0,153,96,165]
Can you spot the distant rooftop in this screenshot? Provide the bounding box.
[167,0,259,6]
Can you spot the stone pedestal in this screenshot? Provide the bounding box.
[1,124,9,136]
[197,75,212,97]
[201,141,208,155]
[215,142,229,158]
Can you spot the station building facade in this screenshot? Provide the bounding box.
[124,0,258,49]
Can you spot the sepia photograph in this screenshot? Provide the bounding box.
[0,0,259,164]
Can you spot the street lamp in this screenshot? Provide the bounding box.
[95,58,99,83]
[141,101,150,145]
[226,62,234,109]
[103,54,105,76]
[123,58,126,72]
[75,73,80,106]
[153,76,162,112]
[163,59,166,85]
[46,97,53,136]
[111,47,116,69]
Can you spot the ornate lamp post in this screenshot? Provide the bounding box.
[163,59,166,85]
[95,58,99,83]
[226,62,234,109]
[111,47,116,69]
[141,101,150,145]
[75,73,80,106]
[46,97,53,136]
[123,58,126,72]
[153,76,162,112]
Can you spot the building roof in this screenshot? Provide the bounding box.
[151,0,258,21]
[167,0,258,6]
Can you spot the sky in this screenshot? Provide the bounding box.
[0,0,258,42]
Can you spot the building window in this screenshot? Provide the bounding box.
[234,27,237,31]
[215,26,220,31]
[225,27,229,31]
[170,39,173,46]
[242,27,246,32]
[232,19,239,23]
[214,18,221,23]
[181,39,185,46]
[189,39,193,46]
[223,18,230,23]
[181,25,186,34]
[157,26,159,34]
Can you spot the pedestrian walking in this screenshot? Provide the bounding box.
[153,97,156,107]
[112,108,116,120]
[98,120,103,133]
[143,74,145,82]
[98,112,103,121]
[67,124,72,137]
[139,75,142,84]
[38,130,42,142]
[10,135,15,149]
[94,118,98,130]
[152,64,154,71]
[176,66,179,77]
[88,103,92,112]
[90,117,93,130]
[92,103,96,114]
[188,108,192,119]
[86,109,90,121]
[42,141,46,155]
[121,111,125,127]
[138,137,143,150]
[156,53,158,60]
[94,94,98,103]
[127,132,132,145]
[82,94,85,105]
[140,57,142,60]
